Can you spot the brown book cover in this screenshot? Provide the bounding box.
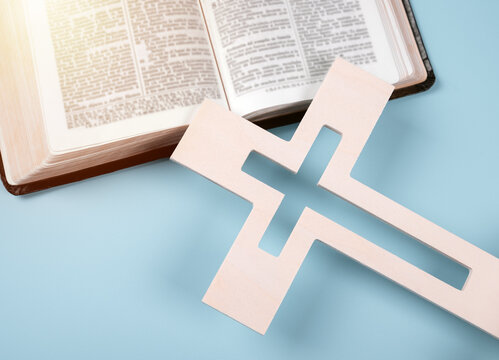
[0,0,435,196]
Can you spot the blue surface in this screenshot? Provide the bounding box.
[1,1,499,358]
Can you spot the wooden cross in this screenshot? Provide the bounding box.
[171,58,499,338]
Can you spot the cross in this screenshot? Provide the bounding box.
[171,58,499,338]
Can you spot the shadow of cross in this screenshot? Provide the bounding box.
[171,58,499,338]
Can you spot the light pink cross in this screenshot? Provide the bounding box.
[172,58,499,338]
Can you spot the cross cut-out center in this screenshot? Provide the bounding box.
[243,128,340,256]
[243,127,469,290]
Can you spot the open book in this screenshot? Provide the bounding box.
[0,0,434,195]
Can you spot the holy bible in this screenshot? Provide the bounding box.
[0,0,434,195]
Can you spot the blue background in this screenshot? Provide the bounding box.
[1,1,499,358]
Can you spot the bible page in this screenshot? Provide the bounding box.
[24,0,225,153]
[200,0,400,117]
